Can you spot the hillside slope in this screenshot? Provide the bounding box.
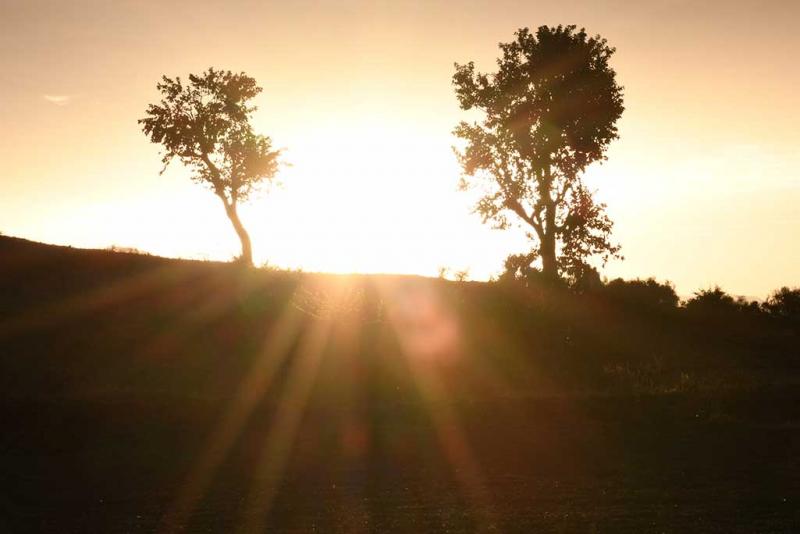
[0,236,798,532]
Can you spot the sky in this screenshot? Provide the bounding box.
[1,0,798,297]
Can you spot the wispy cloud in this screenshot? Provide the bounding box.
[43,94,72,106]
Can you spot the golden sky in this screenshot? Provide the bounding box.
[1,0,798,297]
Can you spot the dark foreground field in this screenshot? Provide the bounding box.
[1,236,798,532]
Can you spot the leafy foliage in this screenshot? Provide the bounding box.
[764,286,800,322]
[140,68,280,204]
[453,26,624,279]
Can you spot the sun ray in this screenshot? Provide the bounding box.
[0,263,188,338]
[406,356,496,529]
[234,277,362,531]
[374,278,497,528]
[158,302,306,533]
[238,313,334,533]
[135,269,258,360]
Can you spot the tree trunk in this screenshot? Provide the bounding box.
[540,231,557,279]
[540,196,558,280]
[222,200,253,266]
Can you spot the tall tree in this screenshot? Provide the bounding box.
[453,25,624,282]
[140,68,282,265]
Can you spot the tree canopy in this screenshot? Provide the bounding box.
[453,25,624,283]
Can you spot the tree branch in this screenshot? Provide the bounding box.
[199,152,229,205]
[504,197,543,237]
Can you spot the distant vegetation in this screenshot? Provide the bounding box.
[105,244,149,255]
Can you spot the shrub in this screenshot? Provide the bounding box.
[684,286,737,314]
[764,287,800,322]
[603,277,679,310]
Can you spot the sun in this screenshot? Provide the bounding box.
[246,117,470,275]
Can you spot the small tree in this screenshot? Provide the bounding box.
[453,25,624,281]
[604,278,680,310]
[764,287,800,322]
[684,287,737,315]
[140,68,282,265]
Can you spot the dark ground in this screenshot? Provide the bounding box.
[1,236,798,532]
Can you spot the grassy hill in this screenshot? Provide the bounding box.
[0,235,798,532]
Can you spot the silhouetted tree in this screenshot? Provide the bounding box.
[139,68,282,265]
[604,278,679,310]
[764,286,800,323]
[453,25,624,280]
[684,287,737,315]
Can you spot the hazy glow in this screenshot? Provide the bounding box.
[43,94,72,106]
[1,0,798,296]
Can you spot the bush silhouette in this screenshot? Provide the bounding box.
[684,286,738,314]
[603,277,679,310]
[764,286,800,323]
